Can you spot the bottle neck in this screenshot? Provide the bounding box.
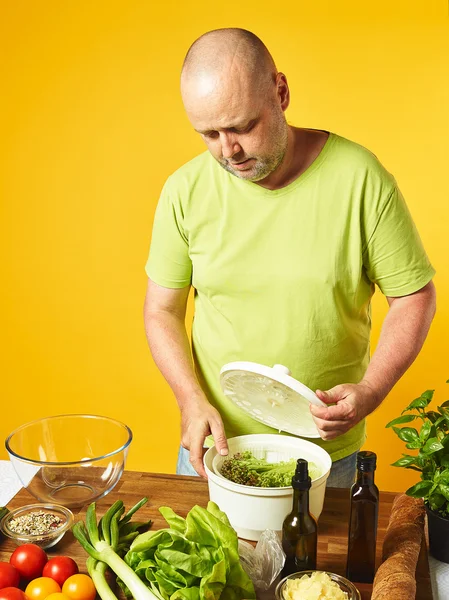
[292,487,310,512]
[356,469,375,485]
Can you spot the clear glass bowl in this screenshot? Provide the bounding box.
[6,414,132,508]
[0,503,74,549]
[275,570,361,600]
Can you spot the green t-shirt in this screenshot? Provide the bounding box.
[146,132,435,461]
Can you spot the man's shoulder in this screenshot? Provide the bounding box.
[166,151,215,188]
[331,133,396,185]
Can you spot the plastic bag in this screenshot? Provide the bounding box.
[238,529,286,591]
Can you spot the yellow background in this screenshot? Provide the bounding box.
[1,1,448,493]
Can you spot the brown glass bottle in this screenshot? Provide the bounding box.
[281,459,317,577]
[346,451,379,583]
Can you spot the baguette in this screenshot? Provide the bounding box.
[371,494,425,600]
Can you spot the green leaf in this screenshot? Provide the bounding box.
[425,411,441,423]
[391,456,418,468]
[159,507,187,534]
[420,421,432,443]
[430,483,439,496]
[421,390,435,402]
[438,484,449,501]
[406,480,433,498]
[439,471,449,484]
[440,456,449,468]
[386,414,418,427]
[423,437,445,454]
[406,440,423,449]
[128,503,256,600]
[402,398,428,413]
[429,494,446,510]
[416,453,427,468]
[440,401,449,408]
[206,502,232,528]
[393,427,420,443]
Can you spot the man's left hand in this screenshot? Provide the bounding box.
[309,382,382,441]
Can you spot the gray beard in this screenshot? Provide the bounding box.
[218,144,287,182]
[217,118,289,182]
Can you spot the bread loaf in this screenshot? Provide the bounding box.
[371,493,425,600]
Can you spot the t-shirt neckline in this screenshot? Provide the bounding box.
[223,130,337,197]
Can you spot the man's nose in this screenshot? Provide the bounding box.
[220,133,241,159]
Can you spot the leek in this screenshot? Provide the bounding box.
[73,499,155,600]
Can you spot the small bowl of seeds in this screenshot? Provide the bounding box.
[0,503,74,549]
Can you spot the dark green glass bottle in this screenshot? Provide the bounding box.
[281,459,318,577]
[346,450,379,583]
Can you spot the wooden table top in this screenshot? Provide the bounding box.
[0,471,433,600]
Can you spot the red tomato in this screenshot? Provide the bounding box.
[42,558,78,587]
[25,578,60,600]
[0,589,28,600]
[62,575,96,600]
[0,563,20,590]
[10,545,48,580]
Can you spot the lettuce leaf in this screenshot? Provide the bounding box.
[125,502,255,600]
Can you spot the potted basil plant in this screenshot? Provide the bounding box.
[386,381,449,563]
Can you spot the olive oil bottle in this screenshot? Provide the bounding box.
[281,458,318,576]
[346,451,379,583]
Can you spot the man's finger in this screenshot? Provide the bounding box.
[310,402,352,421]
[189,435,208,478]
[318,427,348,441]
[210,419,229,457]
[316,386,348,405]
[312,416,348,432]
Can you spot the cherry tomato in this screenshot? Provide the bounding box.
[0,589,28,600]
[10,545,47,580]
[25,578,60,600]
[0,563,20,590]
[44,595,70,600]
[42,558,78,588]
[62,575,96,600]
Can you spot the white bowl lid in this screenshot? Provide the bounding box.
[220,362,326,439]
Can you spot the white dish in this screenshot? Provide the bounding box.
[204,434,332,541]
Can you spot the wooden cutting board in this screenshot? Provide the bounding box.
[0,471,433,600]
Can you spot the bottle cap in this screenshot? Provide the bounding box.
[292,458,311,490]
[357,450,377,471]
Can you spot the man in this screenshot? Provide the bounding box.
[143,28,436,486]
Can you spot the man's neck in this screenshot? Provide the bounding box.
[255,127,328,191]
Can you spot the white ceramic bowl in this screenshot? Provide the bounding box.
[204,434,331,541]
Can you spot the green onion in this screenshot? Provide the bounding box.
[73,498,154,600]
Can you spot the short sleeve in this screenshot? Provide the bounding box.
[145,178,192,288]
[362,185,435,296]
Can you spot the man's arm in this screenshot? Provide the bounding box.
[310,280,437,440]
[143,278,228,477]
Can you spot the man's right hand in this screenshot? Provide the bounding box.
[180,397,228,478]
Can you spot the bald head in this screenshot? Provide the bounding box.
[180,29,290,184]
[181,28,277,104]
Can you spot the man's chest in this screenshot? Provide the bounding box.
[185,191,365,297]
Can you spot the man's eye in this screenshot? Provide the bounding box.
[236,121,256,134]
[242,122,255,133]
[204,131,219,139]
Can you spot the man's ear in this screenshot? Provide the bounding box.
[276,72,290,112]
